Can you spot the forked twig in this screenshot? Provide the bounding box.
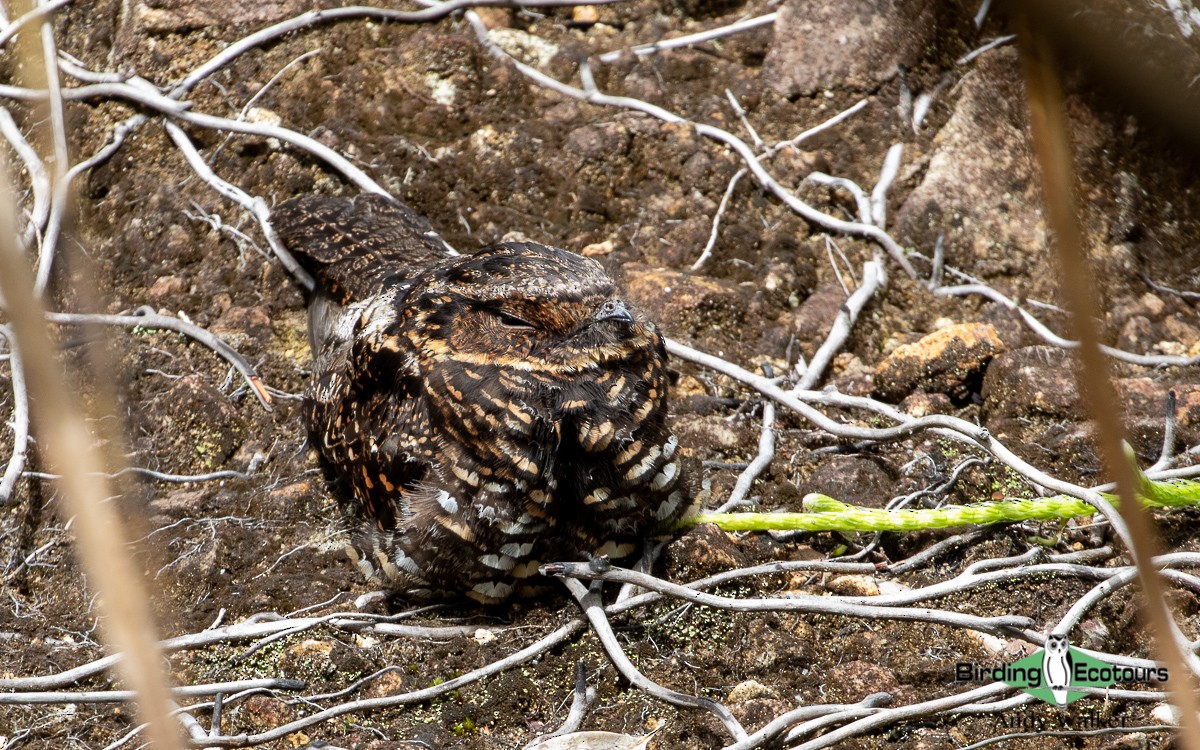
[46,308,273,411]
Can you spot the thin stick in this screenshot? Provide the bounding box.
[198,619,585,747]
[45,308,273,410]
[1149,391,1178,473]
[0,106,50,244]
[665,337,1141,551]
[23,467,251,483]
[791,682,1014,750]
[467,17,919,278]
[546,562,1035,635]
[173,0,630,98]
[804,172,872,224]
[37,114,141,299]
[870,143,903,229]
[526,661,595,747]
[795,257,885,391]
[0,79,385,200]
[562,577,749,742]
[0,613,500,691]
[31,5,69,296]
[595,12,778,64]
[933,282,1199,367]
[957,34,1017,66]
[236,50,320,121]
[927,233,944,290]
[691,167,746,271]
[721,694,891,750]
[162,120,314,292]
[726,88,763,149]
[714,400,774,512]
[0,678,306,704]
[0,324,30,504]
[761,99,869,157]
[0,0,74,47]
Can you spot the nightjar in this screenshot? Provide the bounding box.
[273,194,698,603]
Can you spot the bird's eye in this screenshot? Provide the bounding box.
[497,312,536,330]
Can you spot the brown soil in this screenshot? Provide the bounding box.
[2,1,1199,749]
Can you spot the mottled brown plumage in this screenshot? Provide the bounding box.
[273,194,698,603]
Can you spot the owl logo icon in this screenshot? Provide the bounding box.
[1042,633,1074,707]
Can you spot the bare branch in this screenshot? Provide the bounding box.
[467,16,920,278]
[933,282,1200,367]
[30,5,69,297]
[545,562,1035,636]
[789,682,1014,750]
[0,95,183,750]
[562,576,749,742]
[0,678,306,704]
[0,0,73,49]
[0,105,50,244]
[595,12,778,64]
[870,143,903,229]
[665,337,1142,552]
[691,167,746,272]
[714,399,774,512]
[197,619,586,748]
[174,0,632,98]
[525,660,596,747]
[44,308,272,410]
[0,324,30,504]
[795,256,886,391]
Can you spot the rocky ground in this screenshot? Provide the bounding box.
[1,0,1200,748]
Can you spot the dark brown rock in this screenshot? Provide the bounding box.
[981,346,1081,420]
[211,305,272,349]
[832,353,875,397]
[146,274,185,303]
[800,455,896,508]
[136,0,305,32]
[1172,384,1200,447]
[664,523,748,580]
[730,698,793,733]
[1118,315,1155,352]
[565,123,631,160]
[622,264,749,336]
[1115,377,1168,418]
[137,374,247,472]
[229,694,296,732]
[792,279,850,358]
[900,391,954,417]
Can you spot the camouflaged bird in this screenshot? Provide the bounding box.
[273,194,698,603]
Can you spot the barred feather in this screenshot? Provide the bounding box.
[274,194,698,602]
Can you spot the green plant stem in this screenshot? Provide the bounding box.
[679,477,1200,534]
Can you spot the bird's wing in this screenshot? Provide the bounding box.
[304,289,434,532]
[272,194,448,303]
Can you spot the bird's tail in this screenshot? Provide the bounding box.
[271,194,448,304]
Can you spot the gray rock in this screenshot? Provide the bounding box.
[894,49,1051,295]
[763,0,934,98]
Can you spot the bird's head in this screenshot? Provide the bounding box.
[406,242,662,373]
